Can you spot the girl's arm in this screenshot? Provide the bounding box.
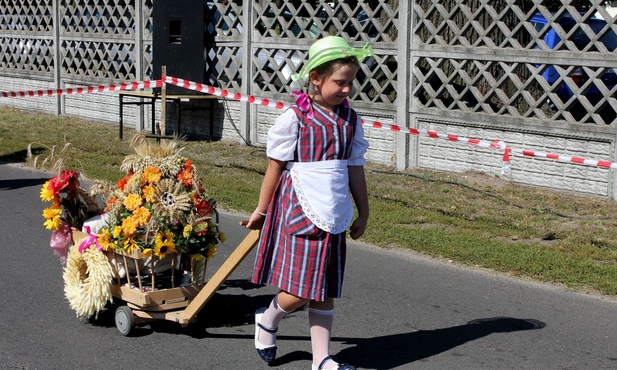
[246,158,287,230]
[348,165,369,239]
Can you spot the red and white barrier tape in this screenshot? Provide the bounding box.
[510,147,617,169]
[163,77,524,174]
[0,80,162,98]
[163,76,505,150]
[1,75,614,171]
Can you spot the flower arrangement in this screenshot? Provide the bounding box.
[89,135,225,261]
[40,170,101,230]
[40,169,102,262]
[38,136,224,318]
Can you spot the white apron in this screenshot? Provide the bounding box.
[286,159,354,234]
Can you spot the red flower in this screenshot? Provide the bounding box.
[106,197,118,212]
[177,169,193,187]
[193,220,209,236]
[48,170,79,195]
[117,172,133,190]
[195,197,212,217]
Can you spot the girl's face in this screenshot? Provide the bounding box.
[310,63,360,111]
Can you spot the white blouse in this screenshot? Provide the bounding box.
[265,107,369,233]
[266,108,369,165]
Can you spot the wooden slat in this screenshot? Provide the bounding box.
[178,228,260,323]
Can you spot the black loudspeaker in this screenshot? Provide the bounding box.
[152,0,204,95]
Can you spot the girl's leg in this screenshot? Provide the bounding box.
[259,291,308,345]
[255,290,309,362]
[309,298,337,369]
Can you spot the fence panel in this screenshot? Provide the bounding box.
[1,0,617,198]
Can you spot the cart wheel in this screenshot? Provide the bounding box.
[115,306,135,336]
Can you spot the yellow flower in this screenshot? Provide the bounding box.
[40,181,55,202]
[183,224,192,238]
[141,166,162,185]
[112,225,122,238]
[123,238,139,253]
[121,217,139,238]
[155,230,175,247]
[123,193,143,211]
[142,184,157,203]
[44,215,62,230]
[42,206,62,220]
[97,228,115,251]
[133,206,151,226]
[42,206,62,230]
[218,232,226,243]
[154,230,176,259]
[141,248,153,258]
[154,243,176,259]
[207,246,217,259]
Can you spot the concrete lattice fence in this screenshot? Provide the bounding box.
[1,0,617,199]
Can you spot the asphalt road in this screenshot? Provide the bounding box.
[1,162,616,370]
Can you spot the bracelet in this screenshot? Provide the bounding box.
[255,208,267,217]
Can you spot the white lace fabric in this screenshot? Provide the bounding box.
[287,160,354,234]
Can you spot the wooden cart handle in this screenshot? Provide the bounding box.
[177,227,260,324]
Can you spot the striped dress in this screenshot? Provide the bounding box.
[251,102,368,301]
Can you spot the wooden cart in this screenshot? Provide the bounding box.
[89,225,260,336]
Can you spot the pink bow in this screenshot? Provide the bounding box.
[290,91,314,119]
[79,225,101,253]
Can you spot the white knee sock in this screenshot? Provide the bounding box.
[259,296,289,346]
[309,307,336,369]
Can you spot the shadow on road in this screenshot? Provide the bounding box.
[335,317,546,369]
[88,279,546,369]
[0,177,48,190]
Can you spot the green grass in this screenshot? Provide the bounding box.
[2,105,617,297]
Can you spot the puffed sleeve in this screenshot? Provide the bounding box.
[266,109,298,161]
[348,114,369,166]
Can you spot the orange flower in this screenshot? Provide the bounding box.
[141,166,162,185]
[121,217,138,238]
[123,193,143,211]
[133,206,151,226]
[142,184,157,203]
[177,169,193,187]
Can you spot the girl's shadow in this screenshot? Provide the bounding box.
[333,317,546,370]
[91,280,546,370]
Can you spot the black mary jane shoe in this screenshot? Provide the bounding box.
[315,356,357,370]
[254,307,277,363]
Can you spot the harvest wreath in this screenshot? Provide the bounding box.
[40,135,225,318]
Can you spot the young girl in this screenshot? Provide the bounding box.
[245,36,373,370]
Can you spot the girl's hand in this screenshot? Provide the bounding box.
[349,217,367,240]
[245,209,266,230]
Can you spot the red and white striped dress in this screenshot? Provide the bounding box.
[251,102,368,301]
